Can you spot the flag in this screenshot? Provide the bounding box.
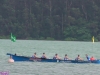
[11,33,16,42]
[92,36,94,43]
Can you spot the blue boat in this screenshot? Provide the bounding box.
[6,53,100,63]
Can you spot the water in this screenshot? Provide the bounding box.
[0,39,100,75]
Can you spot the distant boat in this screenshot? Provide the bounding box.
[6,53,100,64]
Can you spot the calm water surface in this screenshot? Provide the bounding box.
[0,39,100,75]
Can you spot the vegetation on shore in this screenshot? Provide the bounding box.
[0,0,100,41]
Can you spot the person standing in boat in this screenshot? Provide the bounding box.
[75,55,83,60]
[32,52,38,58]
[53,54,61,59]
[64,54,70,60]
[86,54,90,61]
[41,53,47,59]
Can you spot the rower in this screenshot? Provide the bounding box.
[64,54,70,60]
[75,55,83,60]
[90,56,95,61]
[53,54,61,59]
[41,53,47,59]
[86,54,90,61]
[32,52,38,58]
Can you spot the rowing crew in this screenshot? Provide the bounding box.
[32,52,47,59]
[32,53,96,61]
[53,54,96,61]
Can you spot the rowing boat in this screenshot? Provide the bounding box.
[6,53,100,64]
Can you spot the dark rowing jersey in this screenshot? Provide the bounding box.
[53,57,57,59]
[32,55,36,58]
[64,57,68,60]
[41,56,46,58]
[75,57,78,60]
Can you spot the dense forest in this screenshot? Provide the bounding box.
[0,0,100,41]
